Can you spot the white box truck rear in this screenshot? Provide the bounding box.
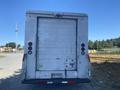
[22,11,91,84]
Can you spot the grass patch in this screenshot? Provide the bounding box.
[90,54,120,63]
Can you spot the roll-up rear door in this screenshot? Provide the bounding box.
[36,18,77,71]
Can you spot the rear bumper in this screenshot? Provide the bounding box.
[22,78,90,84]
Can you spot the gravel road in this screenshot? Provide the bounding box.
[1,53,119,90]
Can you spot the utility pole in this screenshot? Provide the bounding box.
[15,24,18,52]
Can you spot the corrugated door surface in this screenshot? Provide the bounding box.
[37,18,76,71]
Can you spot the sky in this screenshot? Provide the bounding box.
[0,0,120,46]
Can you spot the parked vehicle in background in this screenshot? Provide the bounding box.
[22,11,91,84]
[0,47,14,52]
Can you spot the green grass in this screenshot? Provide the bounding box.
[97,48,120,54]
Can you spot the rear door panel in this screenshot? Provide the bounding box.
[36,18,77,71]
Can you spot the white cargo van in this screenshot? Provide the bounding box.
[22,11,91,84]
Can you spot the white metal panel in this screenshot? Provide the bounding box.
[26,10,88,17]
[66,71,77,78]
[77,16,90,78]
[24,14,37,79]
[36,71,65,79]
[37,18,76,71]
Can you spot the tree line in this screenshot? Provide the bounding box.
[89,37,120,50]
[0,42,21,49]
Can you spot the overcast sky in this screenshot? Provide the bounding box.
[0,0,120,45]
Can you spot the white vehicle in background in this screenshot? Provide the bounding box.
[22,11,91,84]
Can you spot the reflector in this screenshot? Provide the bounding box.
[28,42,32,46]
[81,43,85,47]
[28,47,32,50]
[28,51,32,55]
[68,80,76,84]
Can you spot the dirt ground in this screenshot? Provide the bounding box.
[0,53,120,90]
[91,54,120,90]
[92,62,120,90]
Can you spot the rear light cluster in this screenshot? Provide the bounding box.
[81,43,85,55]
[68,80,76,84]
[28,42,32,55]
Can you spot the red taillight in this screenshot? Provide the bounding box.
[68,80,76,84]
[39,80,47,84]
